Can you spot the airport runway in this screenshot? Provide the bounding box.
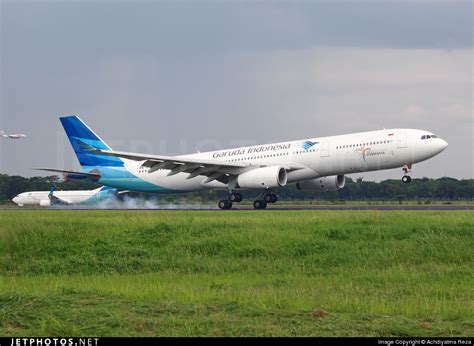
[235,204,474,211]
[8,204,473,211]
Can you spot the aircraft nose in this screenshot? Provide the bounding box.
[439,139,448,151]
[12,196,19,204]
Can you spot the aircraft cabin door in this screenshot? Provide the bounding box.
[320,142,330,157]
[397,132,407,149]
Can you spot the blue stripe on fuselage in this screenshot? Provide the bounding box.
[82,166,182,193]
[80,187,117,204]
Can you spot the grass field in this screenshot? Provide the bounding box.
[0,210,472,336]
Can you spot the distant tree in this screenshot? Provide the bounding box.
[0,174,472,202]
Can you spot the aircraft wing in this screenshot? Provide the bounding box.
[48,194,73,205]
[94,149,305,184]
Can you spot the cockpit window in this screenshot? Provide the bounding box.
[421,134,438,140]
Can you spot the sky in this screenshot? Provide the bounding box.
[0,0,472,181]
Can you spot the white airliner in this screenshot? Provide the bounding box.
[12,186,117,207]
[1,130,27,139]
[37,115,448,209]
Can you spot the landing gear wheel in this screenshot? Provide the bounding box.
[253,200,267,209]
[402,176,412,184]
[229,193,243,203]
[270,194,278,203]
[218,199,233,209]
[263,194,272,203]
[234,193,243,203]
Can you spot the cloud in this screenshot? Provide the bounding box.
[215,47,472,134]
[1,2,472,180]
[402,105,428,119]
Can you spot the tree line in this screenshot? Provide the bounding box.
[0,174,472,202]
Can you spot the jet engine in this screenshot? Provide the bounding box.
[296,175,345,192]
[237,166,288,189]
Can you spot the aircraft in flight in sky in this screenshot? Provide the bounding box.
[37,115,448,209]
[1,130,27,139]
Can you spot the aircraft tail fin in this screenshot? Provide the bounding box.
[60,115,124,167]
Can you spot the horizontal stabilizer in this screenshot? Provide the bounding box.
[32,168,101,181]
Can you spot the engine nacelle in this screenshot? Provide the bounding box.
[296,175,346,192]
[39,199,51,207]
[237,166,288,189]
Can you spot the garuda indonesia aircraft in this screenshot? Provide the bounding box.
[12,186,117,207]
[37,115,448,209]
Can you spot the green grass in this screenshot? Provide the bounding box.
[0,210,472,336]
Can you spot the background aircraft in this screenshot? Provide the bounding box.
[1,130,27,139]
[12,186,118,207]
[37,115,448,209]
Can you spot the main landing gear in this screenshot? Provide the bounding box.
[217,192,279,210]
[218,192,243,210]
[253,193,278,210]
[402,164,413,184]
[218,199,233,210]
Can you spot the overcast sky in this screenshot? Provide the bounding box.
[1,0,472,181]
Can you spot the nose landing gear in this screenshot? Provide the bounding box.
[402,164,413,184]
